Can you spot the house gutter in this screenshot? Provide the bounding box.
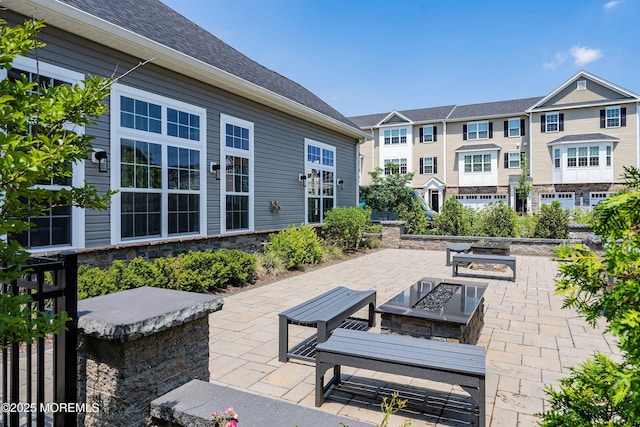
[7,0,370,140]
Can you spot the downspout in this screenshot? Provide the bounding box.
[442,119,447,185]
[527,111,533,215]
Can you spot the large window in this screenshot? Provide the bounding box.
[222,114,253,232]
[384,158,408,174]
[464,154,491,172]
[305,139,335,224]
[383,128,407,145]
[567,146,600,168]
[111,84,206,243]
[508,152,521,168]
[420,156,435,174]
[7,56,85,250]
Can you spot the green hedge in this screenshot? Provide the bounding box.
[78,249,256,299]
[264,224,325,270]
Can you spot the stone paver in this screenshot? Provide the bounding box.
[209,248,618,426]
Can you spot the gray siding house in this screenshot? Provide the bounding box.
[4,0,367,256]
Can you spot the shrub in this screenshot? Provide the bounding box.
[433,198,473,236]
[570,208,593,225]
[515,214,538,238]
[265,224,325,269]
[323,206,371,250]
[477,202,517,237]
[534,201,569,239]
[78,258,165,300]
[322,244,344,262]
[398,198,432,235]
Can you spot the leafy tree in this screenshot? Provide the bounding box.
[534,200,569,239]
[0,19,114,345]
[517,154,531,214]
[323,206,371,250]
[397,197,432,235]
[359,164,414,220]
[477,201,516,237]
[433,197,473,236]
[538,167,640,425]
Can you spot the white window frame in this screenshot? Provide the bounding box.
[554,148,561,169]
[508,119,521,138]
[3,56,86,251]
[567,145,600,168]
[304,138,335,224]
[606,106,620,128]
[545,112,559,133]
[383,128,408,145]
[384,158,408,174]
[467,121,489,140]
[422,156,435,174]
[220,113,254,233]
[110,84,207,244]
[508,152,521,169]
[463,154,491,173]
[421,125,434,143]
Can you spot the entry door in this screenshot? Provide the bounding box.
[515,191,527,213]
[430,191,439,212]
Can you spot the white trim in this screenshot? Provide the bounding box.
[220,113,255,233]
[304,138,336,224]
[2,56,86,251]
[605,105,621,129]
[110,83,207,244]
[466,120,490,140]
[507,118,521,138]
[376,111,413,127]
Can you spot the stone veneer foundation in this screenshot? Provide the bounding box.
[77,287,223,427]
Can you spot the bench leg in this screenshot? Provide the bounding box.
[316,361,340,407]
[317,322,329,344]
[452,262,458,277]
[446,248,452,266]
[511,263,516,282]
[368,302,376,327]
[461,377,486,427]
[278,316,289,363]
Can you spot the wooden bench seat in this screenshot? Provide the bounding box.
[452,253,516,281]
[315,329,486,427]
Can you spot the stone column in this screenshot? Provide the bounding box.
[380,220,406,248]
[76,287,223,427]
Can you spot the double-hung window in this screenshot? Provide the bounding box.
[554,148,561,169]
[305,139,335,224]
[606,107,620,128]
[7,56,85,250]
[508,119,521,137]
[545,113,559,132]
[508,152,521,168]
[111,84,206,243]
[467,121,489,140]
[566,146,599,168]
[421,126,434,143]
[420,156,435,174]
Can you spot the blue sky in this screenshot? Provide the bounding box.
[160,0,639,118]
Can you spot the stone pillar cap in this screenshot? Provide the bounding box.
[78,287,223,341]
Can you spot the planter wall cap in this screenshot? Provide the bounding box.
[78,287,223,342]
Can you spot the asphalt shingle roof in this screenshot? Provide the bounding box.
[447,97,543,120]
[349,105,456,128]
[547,133,620,145]
[59,0,360,130]
[454,143,502,152]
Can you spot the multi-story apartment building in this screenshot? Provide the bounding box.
[352,71,639,213]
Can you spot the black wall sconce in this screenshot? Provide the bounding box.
[298,173,307,187]
[91,150,108,173]
[337,178,344,190]
[210,162,221,180]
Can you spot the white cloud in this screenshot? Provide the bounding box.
[543,52,569,69]
[570,46,603,66]
[604,0,624,10]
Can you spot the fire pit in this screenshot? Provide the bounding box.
[376,277,486,344]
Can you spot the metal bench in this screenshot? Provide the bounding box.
[452,253,516,281]
[279,286,376,362]
[446,243,472,265]
[315,329,486,427]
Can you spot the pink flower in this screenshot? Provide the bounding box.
[227,420,238,427]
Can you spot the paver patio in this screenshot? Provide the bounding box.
[208,248,620,426]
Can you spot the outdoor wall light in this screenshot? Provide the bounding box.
[298,174,307,187]
[337,178,344,190]
[210,162,221,180]
[91,150,109,173]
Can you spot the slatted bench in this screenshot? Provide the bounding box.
[452,253,516,281]
[279,286,376,362]
[315,329,486,427]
